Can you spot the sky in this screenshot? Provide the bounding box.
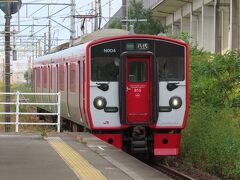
[1,0,122,44]
[0,0,122,78]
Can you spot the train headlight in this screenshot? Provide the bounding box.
[93,96,107,110]
[169,96,182,109]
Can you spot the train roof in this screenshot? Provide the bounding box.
[34,29,188,65]
[35,29,129,64]
[72,29,129,45]
[49,29,129,53]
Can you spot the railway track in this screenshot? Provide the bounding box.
[152,162,195,180]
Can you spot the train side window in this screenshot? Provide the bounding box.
[59,64,65,91]
[43,66,48,88]
[70,63,76,92]
[36,68,40,87]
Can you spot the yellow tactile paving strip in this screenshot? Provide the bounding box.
[47,137,107,180]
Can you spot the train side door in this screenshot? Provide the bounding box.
[126,57,151,124]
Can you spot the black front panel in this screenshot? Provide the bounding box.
[90,38,185,82]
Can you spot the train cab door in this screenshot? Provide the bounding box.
[120,52,159,125]
[126,57,151,123]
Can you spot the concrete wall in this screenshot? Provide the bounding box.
[151,0,240,53]
[202,5,215,52]
[230,0,240,50]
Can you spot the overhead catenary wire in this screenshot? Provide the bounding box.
[0,0,121,59]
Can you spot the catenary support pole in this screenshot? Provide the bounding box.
[4,13,12,132]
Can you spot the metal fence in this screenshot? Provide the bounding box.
[0,92,61,132]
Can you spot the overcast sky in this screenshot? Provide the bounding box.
[0,0,122,45]
[0,0,122,74]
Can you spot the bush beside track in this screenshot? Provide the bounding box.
[181,46,240,179]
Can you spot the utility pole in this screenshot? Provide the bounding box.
[4,3,12,132]
[98,0,102,29]
[94,0,99,31]
[1,0,22,132]
[91,2,94,32]
[35,42,38,58]
[109,0,111,20]
[27,57,31,85]
[122,0,127,30]
[31,19,35,60]
[70,0,76,46]
[12,28,17,61]
[44,32,47,54]
[48,19,51,52]
[38,39,41,56]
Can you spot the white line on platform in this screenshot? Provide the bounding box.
[98,146,105,151]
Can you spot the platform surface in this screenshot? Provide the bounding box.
[0,132,172,180]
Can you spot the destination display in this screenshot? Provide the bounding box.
[91,39,154,58]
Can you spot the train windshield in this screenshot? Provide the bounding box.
[91,57,119,81]
[155,41,185,81]
[91,41,120,82]
[90,39,185,82]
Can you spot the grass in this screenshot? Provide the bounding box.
[181,105,240,179]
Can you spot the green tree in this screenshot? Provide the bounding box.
[24,69,32,86]
[109,18,122,29]
[128,0,164,35]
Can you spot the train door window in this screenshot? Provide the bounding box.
[59,64,64,91]
[128,61,148,82]
[70,63,76,92]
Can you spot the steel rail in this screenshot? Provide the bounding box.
[152,163,195,180]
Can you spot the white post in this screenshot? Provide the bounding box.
[57,92,61,133]
[16,91,20,133]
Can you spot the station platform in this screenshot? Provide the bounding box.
[0,132,172,180]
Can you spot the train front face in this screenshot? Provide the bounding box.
[88,35,189,156]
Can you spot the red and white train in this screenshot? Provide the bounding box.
[33,29,189,158]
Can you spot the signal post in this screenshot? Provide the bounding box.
[0,0,22,132]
